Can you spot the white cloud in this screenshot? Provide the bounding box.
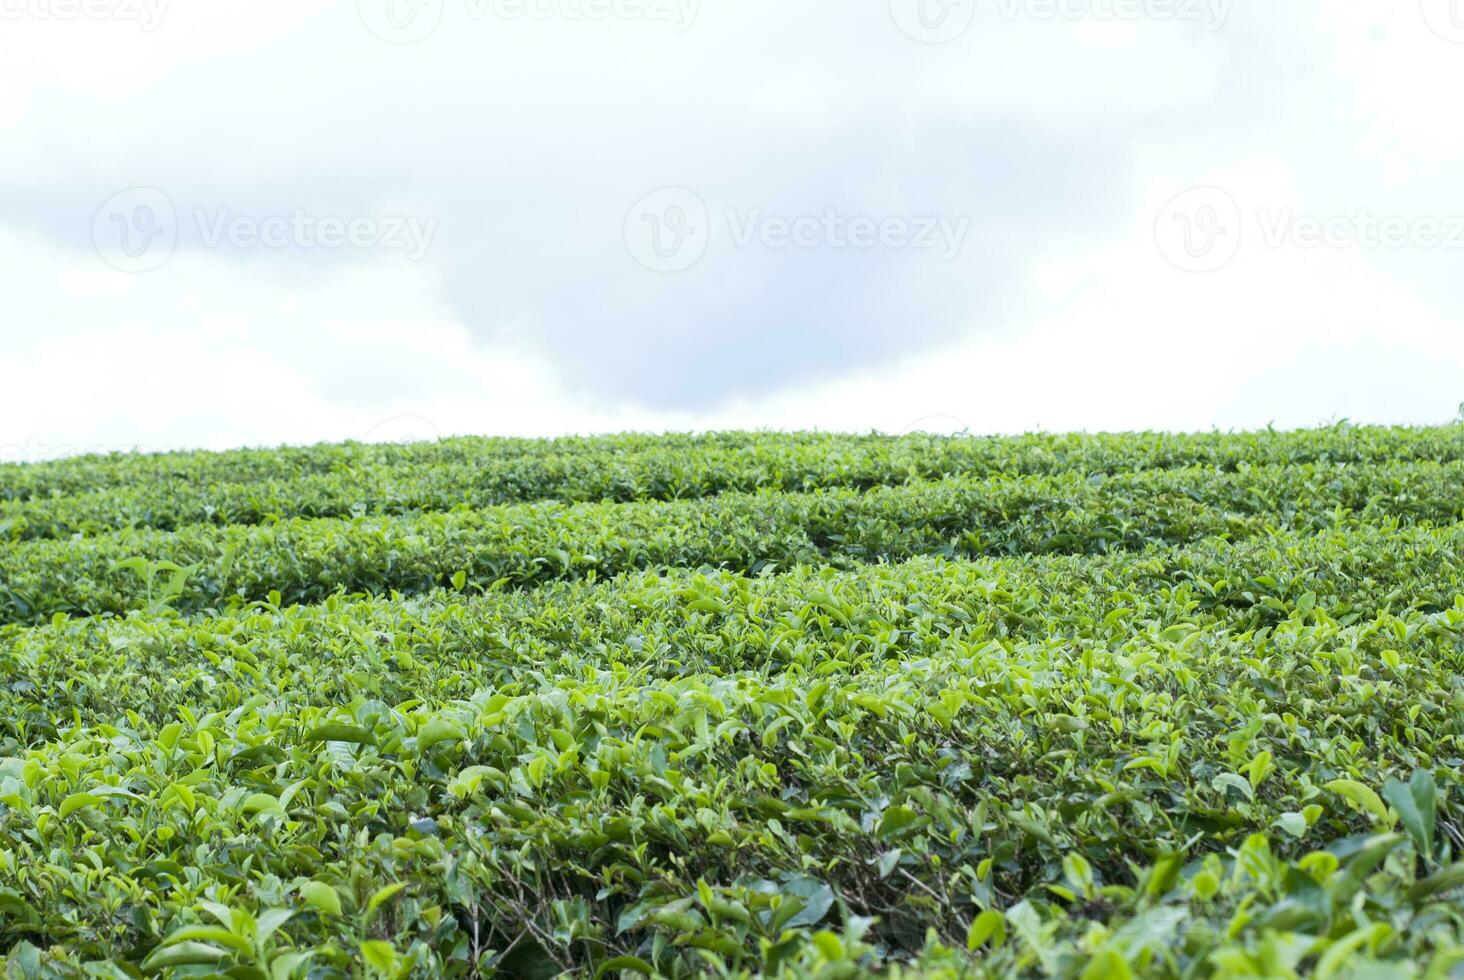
[1,0,1462,451]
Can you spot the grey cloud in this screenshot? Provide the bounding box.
[0,1,1371,411]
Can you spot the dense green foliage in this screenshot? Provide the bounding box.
[5,428,1463,538]
[0,426,1460,978]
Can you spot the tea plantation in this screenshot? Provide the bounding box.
[0,427,1461,978]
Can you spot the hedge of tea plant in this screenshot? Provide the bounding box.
[4,426,1462,535]
[4,458,1464,626]
[0,427,1461,977]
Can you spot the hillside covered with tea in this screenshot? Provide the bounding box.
[0,427,1461,977]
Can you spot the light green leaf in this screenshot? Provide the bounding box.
[416,718,464,753]
[1324,780,1393,828]
[58,792,101,818]
[158,925,251,955]
[877,804,921,840]
[1382,769,1437,863]
[256,908,294,943]
[304,723,376,746]
[366,881,408,916]
[967,909,1007,951]
[595,956,653,977]
[141,941,230,970]
[241,793,284,816]
[1213,772,1255,803]
[1274,812,1308,839]
[359,940,397,977]
[299,881,342,917]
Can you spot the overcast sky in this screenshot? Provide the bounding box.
[2,0,1463,456]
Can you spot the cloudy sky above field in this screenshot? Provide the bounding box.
[2,0,1464,455]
